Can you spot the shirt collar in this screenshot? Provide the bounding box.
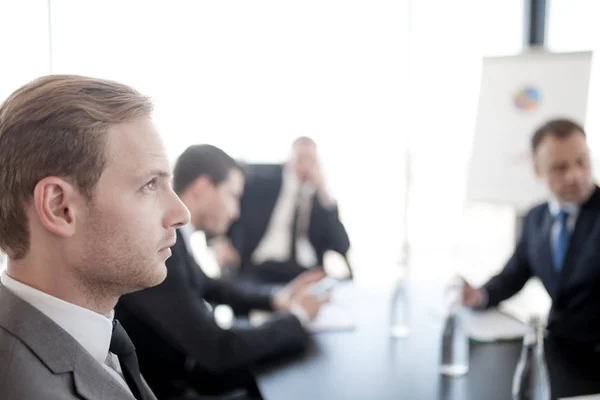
[179,223,195,254]
[548,186,596,217]
[0,271,113,365]
[179,224,213,260]
[282,169,315,198]
[548,198,580,218]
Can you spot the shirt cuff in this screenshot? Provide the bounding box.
[289,304,310,327]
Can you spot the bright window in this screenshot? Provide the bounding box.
[1,1,524,282]
[547,0,600,179]
[0,0,49,101]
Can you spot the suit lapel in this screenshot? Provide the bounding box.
[559,188,600,288]
[73,354,156,400]
[0,284,152,400]
[72,352,135,400]
[245,167,284,253]
[0,284,77,374]
[535,209,558,297]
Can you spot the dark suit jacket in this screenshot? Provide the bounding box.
[483,185,600,344]
[115,230,310,398]
[228,164,351,277]
[0,283,156,400]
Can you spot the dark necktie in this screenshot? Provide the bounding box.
[289,191,303,264]
[109,319,149,400]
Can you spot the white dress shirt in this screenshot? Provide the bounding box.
[548,199,580,250]
[251,171,320,268]
[0,271,133,397]
[179,225,223,313]
[180,224,222,279]
[180,223,196,256]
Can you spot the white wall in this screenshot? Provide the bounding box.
[0,0,50,100]
[547,0,600,179]
[1,0,527,284]
[399,0,524,283]
[48,0,410,280]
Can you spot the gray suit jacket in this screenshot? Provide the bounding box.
[0,283,157,400]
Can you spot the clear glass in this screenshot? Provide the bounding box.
[512,322,551,400]
[440,310,470,376]
[390,277,410,338]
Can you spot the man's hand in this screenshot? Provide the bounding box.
[462,278,485,308]
[307,163,333,205]
[307,163,325,189]
[210,237,241,268]
[272,268,326,311]
[292,286,331,321]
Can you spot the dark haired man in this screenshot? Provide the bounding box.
[116,144,329,400]
[463,119,600,397]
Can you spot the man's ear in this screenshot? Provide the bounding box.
[533,154,542,178]
[191,175,213,197]
[32,177,80,238]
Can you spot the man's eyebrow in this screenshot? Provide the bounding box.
[141,170,173,180]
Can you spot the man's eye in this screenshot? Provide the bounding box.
[144,178,158,190]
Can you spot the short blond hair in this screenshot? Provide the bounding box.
[0,75,153,259]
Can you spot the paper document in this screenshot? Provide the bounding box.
[460,308,528,342]
[497,278,551,324]
[309,302,355,333]
[249,300,356,333]
[560,395,600,400]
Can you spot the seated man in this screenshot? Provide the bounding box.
[116,144,329,399]
[222,137,351,284]
[0,75,190,399]
[463,118,600,396]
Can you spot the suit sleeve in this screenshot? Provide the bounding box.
[202,276,274,314]
[120,249,310,375]
[482,213,533,308]
[314,200,350,256]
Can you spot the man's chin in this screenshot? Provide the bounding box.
[145,263,168,288]
[116,265,167,297]
[564,192,589,204]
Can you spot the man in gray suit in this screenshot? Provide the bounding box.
[0,75,190,399]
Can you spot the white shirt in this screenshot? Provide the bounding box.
[251,171,320,268]
[180,224,222,279]
[548,199,580,249]
[180,223,196,256]
[178,225,221,312]
[0,271,133,397]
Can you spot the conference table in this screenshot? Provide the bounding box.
[255,280,600,400]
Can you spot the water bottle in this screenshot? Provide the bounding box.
[440,306,469,376]
[512,317,551,400]
[390,277,410,338]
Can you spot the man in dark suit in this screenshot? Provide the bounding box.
[220,137,351,284]
[0,75,190,399]
[116,145,329,400]
[463,118,600,397]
